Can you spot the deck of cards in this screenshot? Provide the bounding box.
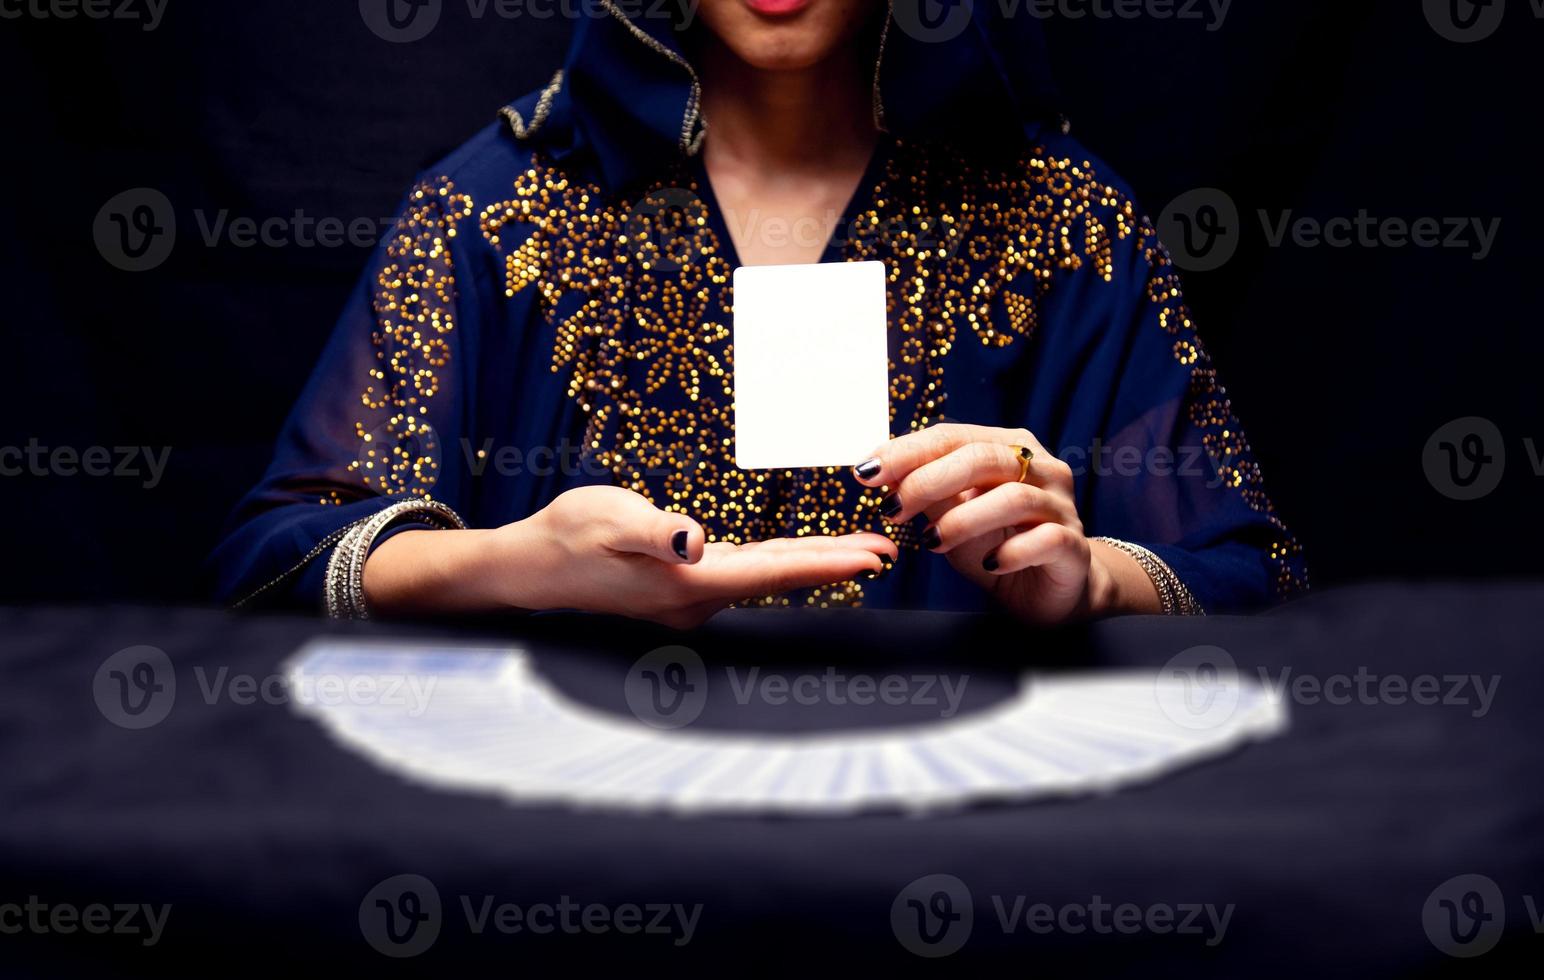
[286,641,1286,816]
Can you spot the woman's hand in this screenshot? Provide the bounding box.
[364,485,897,629]
[852,424,1159,624]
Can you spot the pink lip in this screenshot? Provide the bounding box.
[743,0,812,15]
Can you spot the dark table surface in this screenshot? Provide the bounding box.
[1,583,1541,976]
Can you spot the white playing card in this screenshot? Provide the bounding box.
[732,261,891,469]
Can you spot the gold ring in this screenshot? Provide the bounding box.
[1009,444,1034,483]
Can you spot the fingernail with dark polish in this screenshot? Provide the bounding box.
[880,493,902,518]
[982,552,1000,573]
[854,457,883,481]
[879,552,894,568]
[672,530,690,560]
[922,526,942,551]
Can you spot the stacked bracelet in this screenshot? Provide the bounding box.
[1091,537,1205,617]
[323,498,466,620]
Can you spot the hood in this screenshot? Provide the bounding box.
[501,0,1064,194]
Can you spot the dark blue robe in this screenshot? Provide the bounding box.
[212,4,1307,614]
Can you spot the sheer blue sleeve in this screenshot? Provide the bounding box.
[209,176,484,609]
[1044,214,1308,612]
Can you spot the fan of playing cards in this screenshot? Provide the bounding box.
[285,641,1285,815]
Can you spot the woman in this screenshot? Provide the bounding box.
[212,0,1306,627]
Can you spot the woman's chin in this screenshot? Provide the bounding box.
[721,31,848,72]
[737,49,830,72]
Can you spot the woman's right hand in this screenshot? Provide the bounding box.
[364,485,898,629]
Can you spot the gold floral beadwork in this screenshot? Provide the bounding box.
[350,179,472,498]
[1130,223,1308,598]
[354,141,1305,604]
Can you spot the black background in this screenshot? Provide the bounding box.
[0,0,1538,603]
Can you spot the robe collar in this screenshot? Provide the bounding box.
[501,1,1065,195]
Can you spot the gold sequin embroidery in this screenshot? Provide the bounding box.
[355,143,1305,603]
[350,179,473,499]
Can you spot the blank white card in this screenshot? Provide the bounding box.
[732,261,891,470]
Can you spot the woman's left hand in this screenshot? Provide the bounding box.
[852,424,1123,625]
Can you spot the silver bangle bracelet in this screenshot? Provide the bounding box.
[323,498,466,621]
[1091,537,1205,617]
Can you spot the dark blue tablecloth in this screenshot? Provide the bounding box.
[1,583,1541,976]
